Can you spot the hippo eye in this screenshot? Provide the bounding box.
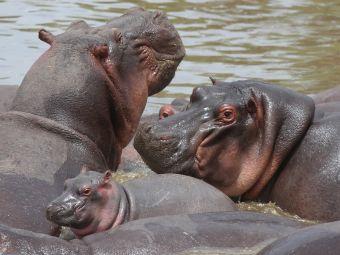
[159,105,175,120]
[217,105,237,124]
[81,187,92,196]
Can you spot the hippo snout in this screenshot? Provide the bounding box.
[46,201,74,222]
[137,122,176,142]
[46,203,64,219]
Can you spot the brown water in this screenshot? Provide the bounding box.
[1,0,340,114]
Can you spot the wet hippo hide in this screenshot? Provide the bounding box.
[0,85,18,112]
[135,80,340,221]
[310,86,340,104]
[0,212,309,255]
[257,220,340,255]
[0,8,184,234]
[47,171,236,238]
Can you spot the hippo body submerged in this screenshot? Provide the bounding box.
[0,211,308,255]
[257,220,340,255]
[47,170,236,238]
[0,9,184,234]
[135,80,340,222]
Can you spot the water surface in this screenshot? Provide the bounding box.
[1,0,339,113]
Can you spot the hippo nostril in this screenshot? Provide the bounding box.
[144,124,153,134]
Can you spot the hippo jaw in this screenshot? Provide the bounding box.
[46,169,126,238]
[135,80,315,199]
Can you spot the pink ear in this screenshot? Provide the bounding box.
[80,165,89,174]
[92,45,109,59]
[102,170,112,184]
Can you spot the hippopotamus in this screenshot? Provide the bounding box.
[0,211,308,255]
[0,85,18,112]
[257,220,340,255]
[134,79,340,222]
[0,8,184,234]
[46,168,236,238]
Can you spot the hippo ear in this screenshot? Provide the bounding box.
[38,29,55,45]
[246,94,260,119]
[209,76,223,86]
[209,76,217,85]
[92,45,109,59]
[102,170,112,184]
[80,165,89,174]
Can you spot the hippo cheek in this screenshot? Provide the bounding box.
[194,138,241,189]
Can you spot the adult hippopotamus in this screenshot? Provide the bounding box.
[46,168,236,238]
[0,211,308,255]
[0,85,18,112]
[257,220,340,255]
[0,8,184,234]
[134,79,340,222]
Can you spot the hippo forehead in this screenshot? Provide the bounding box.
[66,171,103,189]
[189,84,247,108]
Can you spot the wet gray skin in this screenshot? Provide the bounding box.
[46,168,236,238]
[135,79,340,222]
[0,8,184,234]
[0,85,17,112]
[257,220,340,255]
[0,211,309,255]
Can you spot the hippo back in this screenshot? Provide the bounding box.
[84,211,308,255]
[122,174,236,220]
[0,112,107,233]
[271,114,340,221]
[0,85,17,112]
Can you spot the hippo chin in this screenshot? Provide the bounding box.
[135,79,340,222]
[46,167,236,238]
[0,8,184,234]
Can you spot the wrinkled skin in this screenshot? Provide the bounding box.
[0,211,308,255]
[0,85,18,112]
[135,80,340,221]
[0,8,184,234]
[257,220,340,255]
[46,169,236,238]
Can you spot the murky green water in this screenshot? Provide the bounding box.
[1,0,340,114]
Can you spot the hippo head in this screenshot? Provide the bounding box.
[46,168,123,238]
[103,7,186,96]
[134,80,315,199]
[12,8,185,169]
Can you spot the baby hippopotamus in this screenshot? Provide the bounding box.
[46,168,236,238]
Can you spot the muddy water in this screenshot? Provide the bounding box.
[0,1,330,250]
[1,0,340,112]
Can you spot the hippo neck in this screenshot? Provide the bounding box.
[109,183,130,229]
[243,88,315,199]
[11,46,146,169]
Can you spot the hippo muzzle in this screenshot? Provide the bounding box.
[46,194,87,227]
